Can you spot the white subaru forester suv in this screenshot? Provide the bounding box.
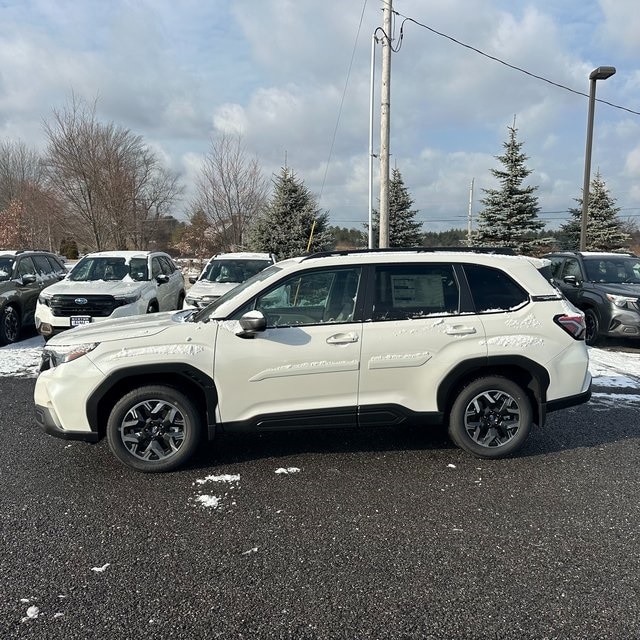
[34,249,591,473]
[35,250,185,339]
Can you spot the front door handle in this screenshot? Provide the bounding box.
[326,332,359,344]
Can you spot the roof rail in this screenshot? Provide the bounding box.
[301,246,516,261]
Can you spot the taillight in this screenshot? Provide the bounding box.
[554,314,586,340]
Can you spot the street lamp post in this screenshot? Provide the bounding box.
[579,65,616,251]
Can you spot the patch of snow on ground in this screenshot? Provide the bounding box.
[590,392,640,410]
[587,347,640,387]
[0,335,43,377]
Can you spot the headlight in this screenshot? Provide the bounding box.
[41,342,100,370]
[606,294,638,310]
[114,293,141,307]
[38,291,53,305]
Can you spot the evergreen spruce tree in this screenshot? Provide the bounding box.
[472,124,544,254]
[559,172,630,251]
[369,168,423,247]
[247,167,333,259]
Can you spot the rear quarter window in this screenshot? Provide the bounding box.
[463,264,528,313]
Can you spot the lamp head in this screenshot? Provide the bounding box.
[589,66,616,80]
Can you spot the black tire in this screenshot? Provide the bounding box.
[0,305,21,345]
[106,385,202,472]
[584,308,600,346]
[146,301,159,313]
[448,376,532,459]
[177,292,185,309]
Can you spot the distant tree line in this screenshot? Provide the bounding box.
[0,95,637,258]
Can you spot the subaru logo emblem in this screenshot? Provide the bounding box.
[75,297,88,305]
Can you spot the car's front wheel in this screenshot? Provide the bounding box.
[106,385,202,472]
[448,376,532,459]
[0,305,21,345]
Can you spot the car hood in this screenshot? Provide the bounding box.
[590,282,640,297]
[189,280,238,297]
[45,310,189,345]
[44,279,149,296]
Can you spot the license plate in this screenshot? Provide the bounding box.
[70,316,91,327]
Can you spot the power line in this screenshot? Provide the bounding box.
[318,0,369,206]
[394,12,640,117]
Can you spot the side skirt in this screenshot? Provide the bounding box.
[219,404,443,434]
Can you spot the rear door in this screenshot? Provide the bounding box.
[357,262,487,422]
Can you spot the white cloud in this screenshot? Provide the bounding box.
[0,0,637,230]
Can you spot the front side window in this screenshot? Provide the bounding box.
[236,267,361,328]
[151,257,163,279]
[0,257,14,282]
[463,264,528,312]
[17,256,36,278]
[561,259,582,280]
[130,258,149,281]
[372,264,459,321]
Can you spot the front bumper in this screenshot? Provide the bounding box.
[35,404,100,442]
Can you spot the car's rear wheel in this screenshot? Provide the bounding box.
[0,305,21,345]
[584,308,600,346]
[106,385,202,472]
[448,376,532,459]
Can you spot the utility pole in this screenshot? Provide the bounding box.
[467,178,474,245]
[378,0,392,249]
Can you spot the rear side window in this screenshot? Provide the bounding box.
[463,264,528,312]
[372,264,459,321]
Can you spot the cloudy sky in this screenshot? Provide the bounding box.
[1,0,639,232]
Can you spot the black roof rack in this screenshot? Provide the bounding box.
[301,246,516,261]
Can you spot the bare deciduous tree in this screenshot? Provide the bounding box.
[192,133,268,251]
[44,95,182,251]
[0,140,66,251]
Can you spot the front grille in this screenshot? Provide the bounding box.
[49,294,118,317]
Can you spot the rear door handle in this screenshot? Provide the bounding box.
[445,325,477,336]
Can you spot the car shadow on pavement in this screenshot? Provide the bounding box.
[186,396,640,470]
[188,424,456,470]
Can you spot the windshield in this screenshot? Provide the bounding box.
[200,259,272,284]
[583,256,640,284]
[0,257,14,282]
[69,257,149,282]
[193,264,283,322]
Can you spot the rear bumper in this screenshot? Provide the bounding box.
[546,387,592,414]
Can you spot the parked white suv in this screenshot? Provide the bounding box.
[34,249,591,472]
[184,252,277,309]
[35,250,185,339]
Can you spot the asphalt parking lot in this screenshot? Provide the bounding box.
[2,373,640,639]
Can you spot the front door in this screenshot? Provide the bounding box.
[214,266,363,429]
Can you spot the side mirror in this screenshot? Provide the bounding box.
[156,274,170,284]
[236,310,267,338]
[189,276,198,284]
[563,275,579,287]
[21,273,37,285]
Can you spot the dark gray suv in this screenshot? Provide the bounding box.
[0,250,67,345]
[546,251,640,345]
